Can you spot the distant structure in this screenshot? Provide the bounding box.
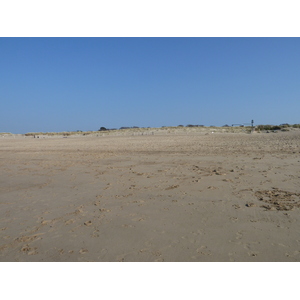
[231,120,255,132]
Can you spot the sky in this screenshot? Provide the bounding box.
[1,37,300,134]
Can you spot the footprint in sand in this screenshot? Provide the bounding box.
[196,246,212,256]
[132,217,145,222]
[16,233,44,243]
[165,185,179,190]
[27,249,38,255]
[79,249,88,254]
[21,245,38,255]
[116,255,125,262]
[235,231,243,240]
[103,183,112,190]
[84,221,92,226]
[207,186,217,190]
[122,224,134,228]
[131,200,145,206]
[99,208,111,212]
[41,220,52,225]
[232,204,241,209]
[155,258,165,262]
[152,250,162,257]
[65,219,75,225]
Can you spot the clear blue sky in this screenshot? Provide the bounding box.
[1,37,299,133]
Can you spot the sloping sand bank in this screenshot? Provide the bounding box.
[1,130,300,261]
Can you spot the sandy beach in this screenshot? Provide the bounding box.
[1,128,300,261]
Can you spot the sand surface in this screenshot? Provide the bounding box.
[1,129,300,261]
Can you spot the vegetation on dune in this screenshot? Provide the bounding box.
[24,131,99,136]
[256,125,281,131]
[21,123,300,136]
[186,124,205,127]
[256,124,300,131]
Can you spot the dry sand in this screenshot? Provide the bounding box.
[1,129,300,261]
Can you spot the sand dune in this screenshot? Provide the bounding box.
[1,129,300,261]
